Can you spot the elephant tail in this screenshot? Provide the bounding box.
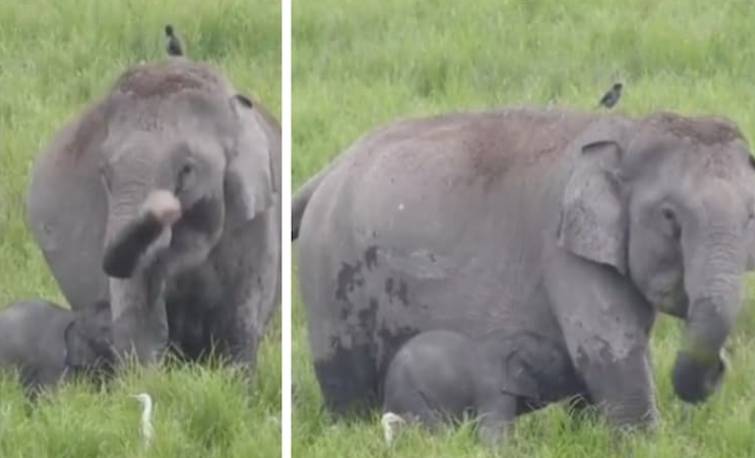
[292,164,332,240]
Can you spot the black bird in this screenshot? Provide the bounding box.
[597,82,622,109]
[164,24,183,57]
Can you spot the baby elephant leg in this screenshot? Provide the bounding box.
[383,385,446,432]
[476,392,517,446]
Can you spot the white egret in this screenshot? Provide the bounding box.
[130,393,154,448]
[381,412,406,446]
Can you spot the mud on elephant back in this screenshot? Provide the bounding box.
[26,56,281,373]
[293,106,755,436]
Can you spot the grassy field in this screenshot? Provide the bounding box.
[0,1,280,457]
[292,0,755,457]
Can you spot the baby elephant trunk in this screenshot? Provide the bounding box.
[102,190,182,279]
[672,239,744,403]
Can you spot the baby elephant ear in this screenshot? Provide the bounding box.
[557,118,632,275]
[65,300,113,369]
[86,300,112,331]
[225,94,276,226]
[63,320,89,369]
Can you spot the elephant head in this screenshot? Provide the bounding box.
[91,62,275,363]
[558,113,755,403]
[64,300,114,374]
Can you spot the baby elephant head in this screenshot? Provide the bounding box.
[64,300,115,375]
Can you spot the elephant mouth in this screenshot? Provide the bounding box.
[651,284,689,319]
[658,299,688,319]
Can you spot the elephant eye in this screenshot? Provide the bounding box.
[176,162,195,194]
[661,206,681,239]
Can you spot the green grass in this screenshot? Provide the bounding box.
[0,1,280,456]
[292,0,755,456]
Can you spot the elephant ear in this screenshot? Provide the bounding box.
[65,300,113,368]
[224,94,277,227]
[26,99,114,311]
[557,118,631,275]
[80,300,112,340]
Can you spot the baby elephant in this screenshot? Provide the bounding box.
[382,329,586,445]
[0,299,113,396]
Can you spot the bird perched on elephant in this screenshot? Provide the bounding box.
[293,107,755,437]
[0,299,113,396]
[598,82,622,109]
[27,57,281,371]
[164,24,184,57]
[382,329,584,444]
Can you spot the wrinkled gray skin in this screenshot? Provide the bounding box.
[294,107,755,432]
[0,299,113,396]
[27,59,281,369]
[383,329,584,444]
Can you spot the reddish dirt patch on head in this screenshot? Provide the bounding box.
[115,61,224,99]
[57,61,232,163]
[648,112,743,146]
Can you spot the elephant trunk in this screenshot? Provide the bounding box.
[103,190,182,278]
[109,274,169,364]
[103,189,180,364]
[672,228,745,403]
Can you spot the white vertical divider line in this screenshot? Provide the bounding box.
[281,0,292,456]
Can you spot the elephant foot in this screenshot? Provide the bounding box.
[476,395,517,447]
[313,343,379,418]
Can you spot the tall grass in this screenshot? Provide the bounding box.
[293,0,755,456]
[0,1,280,456]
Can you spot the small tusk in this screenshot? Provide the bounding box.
[381,412,406,446]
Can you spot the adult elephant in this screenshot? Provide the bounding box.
[293,107,755,429]
[27,58,280,369]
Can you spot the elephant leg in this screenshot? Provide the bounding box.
[476,393,517,446]
[301,266,380,415]
[309,299,380,416]
[545,251,658,429]
[224,325,260,373]
[580,350,657,429]
[383,380,446,432]
[197,298,259,380]
[312,333,380,417]
[298,222,380,416]
[223,278,279,373]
